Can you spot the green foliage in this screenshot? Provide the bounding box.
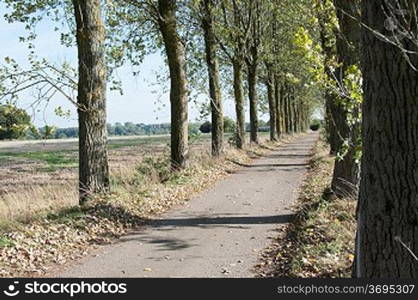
[54,106,71,118]
[0,236,15,248]
[41,125,57,139]
[223,116,236,133]
[341,65,363,126]
[189,126,202,145]
[333,65,363,163]
[0,104,32,140]
[312,0,363,164]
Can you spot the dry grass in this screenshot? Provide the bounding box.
[0,182,78,222]
[0,136,211,224]
[0,133,284,277]
[257,135,357,278]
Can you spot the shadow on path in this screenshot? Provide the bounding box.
[148,214,295,227]
[228,160,309,168]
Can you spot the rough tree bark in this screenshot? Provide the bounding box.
[355,0,418,277]
[286,92,294,134]
[247,60,259,143]
[265,69,277,141]
[292,100,298,133]
[246,1,261,144]
[233,59,246,149]
[274,76,282,139]
[72,0,109,204]
[201,0,224,157]
[279,84,287,135]
[281,85,290,134]
[157,0,189,169]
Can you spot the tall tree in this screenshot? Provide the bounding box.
[218,0,252,149]
[355,0,418,277]
[316,0,339,154]
[201,0,224,157]
[260,2,278,141]
[72,0,110,204]
[1,0,112,204]
[331,0,362,197]
[274,75,282,139]
[246,1,261,144]
[157,0,189,169]
[265,66,277,141]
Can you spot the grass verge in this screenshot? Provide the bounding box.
[0,136,286,277]
[256,136,356,278]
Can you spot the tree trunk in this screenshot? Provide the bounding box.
[247,61,259,143]
[233,59,246,149]
[286,94,293,134]
[355,0,418,278]
[331,0,361,197]
[201,0,224,157]
[292,100,298,133]
[280,85,287,134]
[157,0,189,170]
[282,87,289,134]
[73,0,109,204]
[317,1,339,154]
[274,76,282,139]
[266,72,277,141]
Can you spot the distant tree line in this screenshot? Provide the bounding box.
[0,105,275,140]
[25,122,201,140]
[199,117,270,134]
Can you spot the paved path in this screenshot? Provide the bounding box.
[57,132,318,278]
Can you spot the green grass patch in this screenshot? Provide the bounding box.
[47,206,86,222]
[0,236,15,248]
[46,206,88,230]
[108,136,171,150]
[0,150,78,171]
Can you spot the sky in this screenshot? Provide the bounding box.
[0,3,243,128]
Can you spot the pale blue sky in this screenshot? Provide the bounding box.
[0,4,242,128]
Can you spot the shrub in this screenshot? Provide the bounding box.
[310,123,320,131]
[223,117,236,133]
[310,119,321,131]
[0,104,32,140]
[199,121,212,133]
[135,156,172,183]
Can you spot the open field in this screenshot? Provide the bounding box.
[0,134,173,153]
[0,134,211,222]
[0,133,253,224]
